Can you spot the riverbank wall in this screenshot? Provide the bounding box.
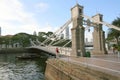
[0,48,28,53]
[45,59,120,80]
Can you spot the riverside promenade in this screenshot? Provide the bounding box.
[45,51,120,80]
[62,54,120,77]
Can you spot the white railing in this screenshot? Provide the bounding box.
[31,45,72,56]
[46,46,72,56]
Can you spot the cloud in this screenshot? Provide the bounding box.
[0,0,25,22]
[35,2,49,12]
[0,0,55,36]
[0,0,51,35]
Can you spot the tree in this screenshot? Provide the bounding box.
[11,33,31,47]
[107,17,120,45]
[0,36,12,44]
[46,31,53,37]
[38,32,46,37]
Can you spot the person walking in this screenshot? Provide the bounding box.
[56,48,59,58]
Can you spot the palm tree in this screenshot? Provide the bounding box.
[107,17,120,45]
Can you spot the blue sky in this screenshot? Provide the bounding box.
[0,0,120,40]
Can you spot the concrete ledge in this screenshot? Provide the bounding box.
[45,59,120,80]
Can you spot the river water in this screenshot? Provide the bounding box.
[0,53,47,80]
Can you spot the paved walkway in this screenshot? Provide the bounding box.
[61,54,120,77]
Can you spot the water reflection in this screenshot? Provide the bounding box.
[0,53,47,80]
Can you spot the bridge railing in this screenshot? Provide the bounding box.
[46,46,72,56]
[30,45,71,56]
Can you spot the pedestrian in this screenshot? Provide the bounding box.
[56,48,59,58]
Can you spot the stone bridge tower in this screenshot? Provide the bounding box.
[71,4,85,57]
[92,14,107,55]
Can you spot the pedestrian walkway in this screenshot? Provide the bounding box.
[61,55,120,77]
[91,50,120,61]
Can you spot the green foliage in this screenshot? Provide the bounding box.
[0,35,12,45]
[38,31,54,39]
[117,45,120,51]
[46,31,53,37]
[0,31,71,48]
[38,32,46,37]
[107,17,120,45]
[0,32,43,47]
[11,33,31,47]
[112,44,120,51]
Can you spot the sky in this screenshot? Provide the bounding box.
[0,0,120,41]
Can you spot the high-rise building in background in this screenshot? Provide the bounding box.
[33,31,37,36]
[65,27,69,39]
[85,38,88,43]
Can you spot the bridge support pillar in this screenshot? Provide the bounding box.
[71,4,85,57]
[92,14,107,55]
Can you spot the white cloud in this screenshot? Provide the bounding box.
[0,0,53,36]
[0,0,25,22]
[35,2,49,12]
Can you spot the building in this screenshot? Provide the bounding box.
[65,27,69,39]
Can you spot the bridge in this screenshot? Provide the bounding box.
[27,3,120,80]
[28,4,120,57]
